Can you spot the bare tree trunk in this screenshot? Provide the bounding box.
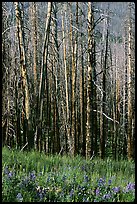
[61,10,71,154]
[100,12,109,159]
[32,2,38,95]
[14,2,32,150]
[70,2,76,156]
[86,2,94,159]
[75,2,79,155]
[127,2,133,160]
[52,3,61,154]
[38,2,52,149]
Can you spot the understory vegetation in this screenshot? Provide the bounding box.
[2,147,135,202]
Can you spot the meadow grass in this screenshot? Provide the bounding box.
[2,147,135,202]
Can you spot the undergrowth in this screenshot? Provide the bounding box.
[2,147,135,202]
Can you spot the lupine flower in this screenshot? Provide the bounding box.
[108,179,112,185]
[29,171,36,181]
[81,165,85,171]
[126,183,135,191]
[84,175,89,183]
[8,171,13,178]
[95,188,100,196]
[112,186,120,193]
[16,193,23,202]
[4,166,9,175]
[39,193,43,200]
[98,178,105,186]
[70,188,74,197]
[103,193,111,200]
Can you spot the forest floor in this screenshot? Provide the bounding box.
[2,147,135,202]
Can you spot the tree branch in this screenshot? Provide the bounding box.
[93,110,119,124]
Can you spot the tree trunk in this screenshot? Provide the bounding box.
[70,2,76,156]
[61,10,71,154]
[14,2,33,150]
[86,2,94,159]
[127,2,133,160]
[38,2,52,150]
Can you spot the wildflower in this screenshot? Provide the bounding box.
[112,186,120,193]
[8,171,13,178]
[39,193,43,200]
[4,166,9,175]
[98,178,105,186]
[84,175,89,183]
[108,179,112,185]
[95,188,100,196]
[81,165,85,171]
[126,183,135,191]
[16,193,23,202]
[103,193,111,200]
[70,188,74,197]
[29,171,36,181]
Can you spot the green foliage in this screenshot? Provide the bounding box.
[2,147,135,202]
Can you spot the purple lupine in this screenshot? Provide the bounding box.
[70,188,74,197]
[4,166,9,175]
[8,171,13,179]
[126,182,135,191]
[108,179,112,185]
[98,178,105,186]
[112,186,120,193]
[29,171,36,181]
[103,193,111,200]
[95,188,100,196]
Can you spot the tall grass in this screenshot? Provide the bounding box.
[2,147,135,202]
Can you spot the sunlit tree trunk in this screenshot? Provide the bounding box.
[70,2,76,156]
[86,2,94,159]
[32,2,38,95]
[38,2,52,150]
[62,10,71,154]
[127,2,133,160]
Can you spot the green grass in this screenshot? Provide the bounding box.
[2,147,135,202]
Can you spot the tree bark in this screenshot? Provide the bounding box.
[127,2,133,160]
[86,2,94,159]
[14,2,33,150]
